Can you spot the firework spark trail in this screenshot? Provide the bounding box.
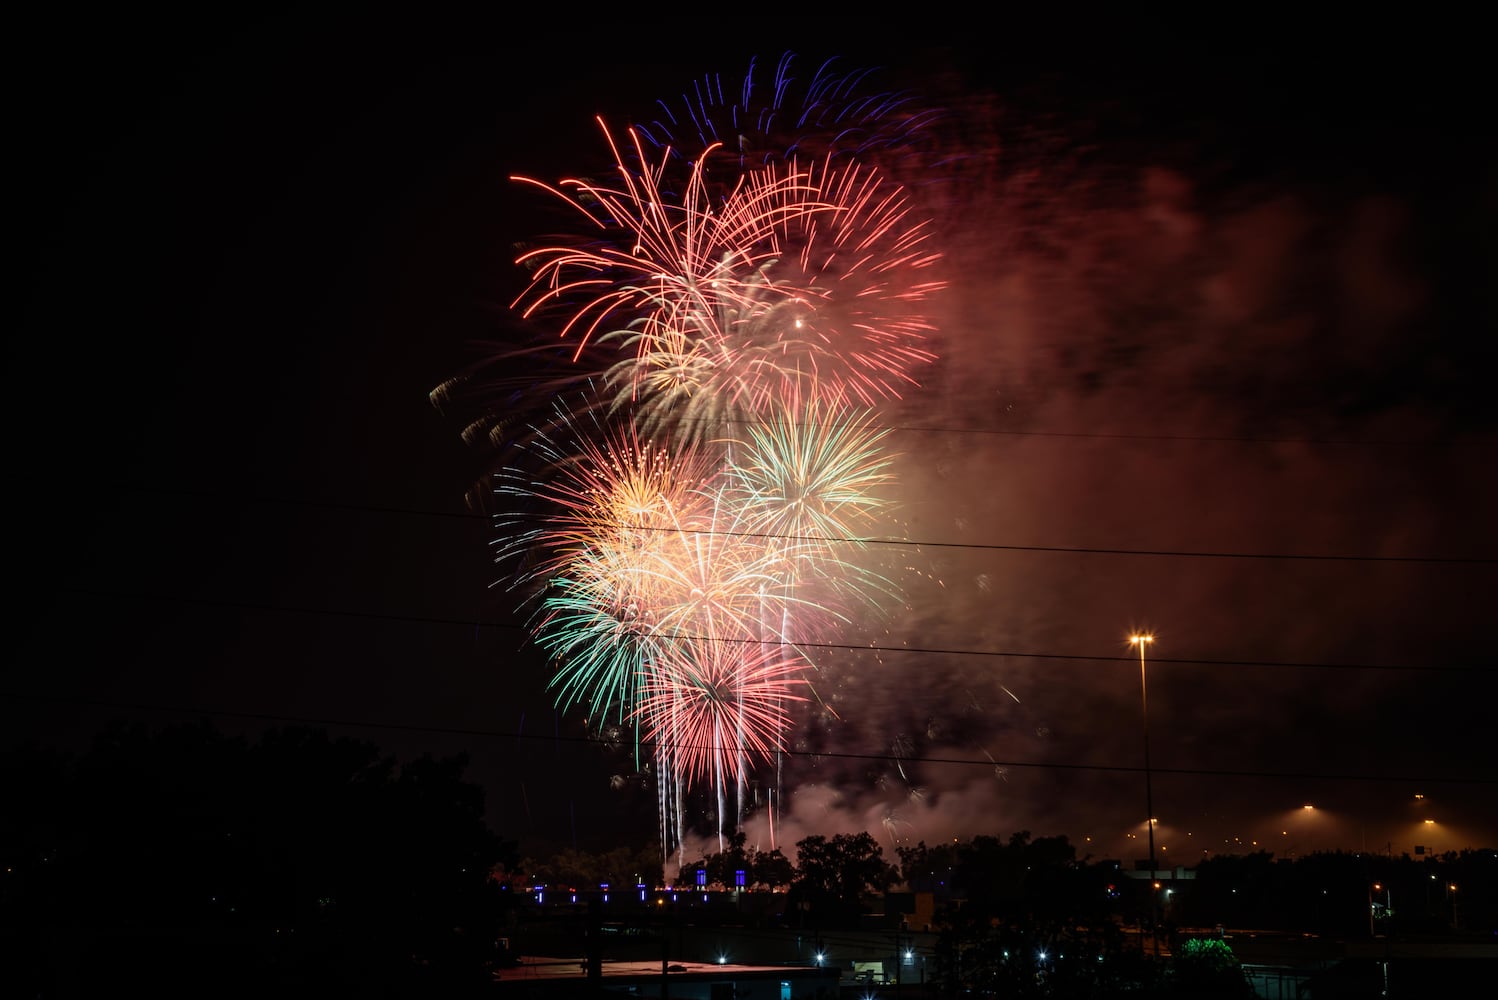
[487,393,700,585]
[727,395,896,551]
[623,483,829,838]
[633,633,810,852]
[511,123,829,445]
[636,51,947,190]
[606,155,947,442]
[531,550,649,716]
[714,393,904,832]
[510,119,944,448]
[449,53,953,859]
[495,396,850,857]
[510,120,826,364]
[541,494,815,860]
[490,400,714,725]
[723,394,904,639]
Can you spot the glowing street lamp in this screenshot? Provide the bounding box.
[1129,632,1158,956]
[1129,634,1158,877]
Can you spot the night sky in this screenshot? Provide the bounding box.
[12,13,1496,868]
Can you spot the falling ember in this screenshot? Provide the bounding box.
[440,52,951,861]
[511,119,944,446]
[633,634,811,787]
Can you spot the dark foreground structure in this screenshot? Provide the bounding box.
[494,957,840,1000]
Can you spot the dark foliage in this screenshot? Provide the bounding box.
[924,831,1157,998]
[1159,937,1256,999]
[678,830,795,891]
[0,722,519,998]
[784,831,897,926]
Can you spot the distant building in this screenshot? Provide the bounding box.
[493,956,841,999]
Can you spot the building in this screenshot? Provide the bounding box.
[493,956,842,999]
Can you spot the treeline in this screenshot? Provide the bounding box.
[1,721,518,998]
[525,828,1497,942]
[4,722,1494,998]
[596,831,1497,997]
[538,830,1262,997]
[899,836,1498,940]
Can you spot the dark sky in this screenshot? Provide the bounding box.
[12,13,1496,868]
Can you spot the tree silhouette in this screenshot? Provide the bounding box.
[928,831,1152,997]
[787,831,895,925]
[678,831,794,891]
[1160,937,1257,999]
[1,722,518,997]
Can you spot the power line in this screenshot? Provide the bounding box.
[113,484,1498,566]
[52,587,1495,674]
[481,397,1495,450]
[5,690,1493,788]
[724,529,1494,565]
[722,414,1498,450]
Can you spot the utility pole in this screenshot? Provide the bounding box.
[586,899,602,991]
[1130,632,1159,959]
[893,931,902,995]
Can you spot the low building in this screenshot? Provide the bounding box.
[494,955,842,999]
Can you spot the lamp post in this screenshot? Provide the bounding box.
[1371,881,1391,935]
[1129,633,1158,957]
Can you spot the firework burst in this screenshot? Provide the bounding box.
[634,51,948,197]
[634,633,811,788]
[511,122,945,443]
[722,394,902,637]
[436,53,954,857]
[492,399,711,719]
[509,120,825,363]
[608,152,947,439]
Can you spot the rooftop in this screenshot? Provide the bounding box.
[494,955,836,986]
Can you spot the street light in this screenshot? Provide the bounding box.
[1129,634,1158,874]
[1129,632,1158,957]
